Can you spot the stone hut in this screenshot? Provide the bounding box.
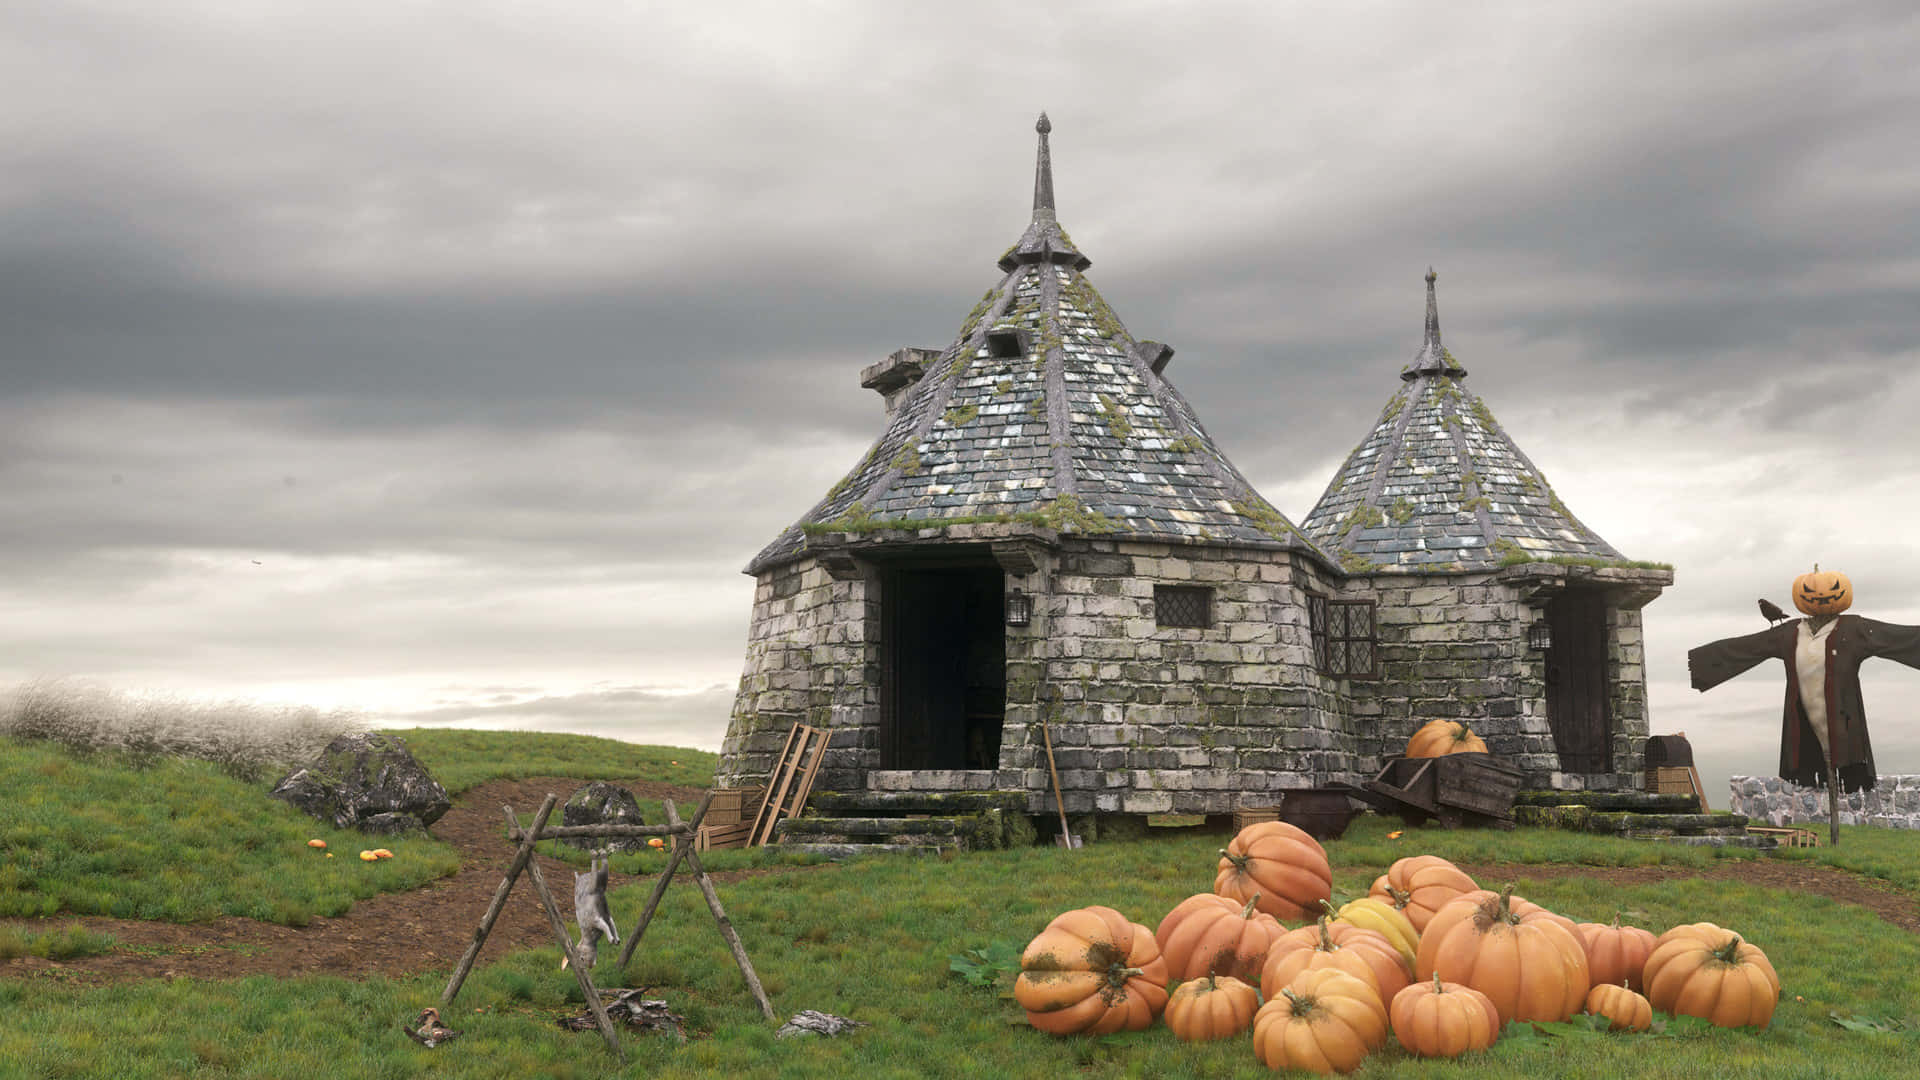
[1298,270,1672,791]
[715,116,1671,824]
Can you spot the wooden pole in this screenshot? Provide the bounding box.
[1827,758,1842,847]
[664,798,777,1021]
[441,793,557,1007]
[613,790,713,971]
[510,806,624,1063]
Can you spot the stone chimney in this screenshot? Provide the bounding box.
[860,347,939,416]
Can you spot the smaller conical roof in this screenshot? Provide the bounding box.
[1301,271,1627,572]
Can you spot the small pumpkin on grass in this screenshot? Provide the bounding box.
[1323,897,1418,970]
[1574,914,1658,992]
[1585,980,1653,1032]
[307,839,327,850]
[1252,968,1389,1075]
[1163,974,1259,1042]
[1213,820,1332,923]
[1368,855,1479,933]
[1390,972,1500,1058]
[1154,892,1287,987]
[1414,884,1589,1025]
[1015,905,1170,1035]
[1405,719,1488,758]
[1643,922,1781,1029]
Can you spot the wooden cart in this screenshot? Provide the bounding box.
[1335,754,1523,829]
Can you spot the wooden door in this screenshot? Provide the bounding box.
[1545,589,1610,773]
[881,569,972,770]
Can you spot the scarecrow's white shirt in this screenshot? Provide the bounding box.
[1795,618,1838,761]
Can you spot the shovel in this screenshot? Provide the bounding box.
[1041,717,1081,849]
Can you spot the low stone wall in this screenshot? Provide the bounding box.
[1727,775,1920,829]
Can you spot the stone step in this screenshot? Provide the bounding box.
[777,842,951,859]
[808,790,1029,815]
[1586,811,1749,834]
[1514,791,1700,812]
[1627,833,1778,849]
[778,816,964,838]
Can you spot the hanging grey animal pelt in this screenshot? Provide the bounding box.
[561,851,620,970]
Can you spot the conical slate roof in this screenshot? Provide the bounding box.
[748,115,1325,574]
[1300,271,1626,572]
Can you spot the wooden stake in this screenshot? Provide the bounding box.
[441,793,557,1007]
[614,790,713,971]
[663,798,777,1021]
[512,805,623,1063]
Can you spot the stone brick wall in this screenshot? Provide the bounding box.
[1342,571,1650,791]
[714,556,879,791]
[1728,775,1920,829]
[997,537,1352,816]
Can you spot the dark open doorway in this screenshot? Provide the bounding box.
[880,560,1005,770]
[1545,588,1611,773]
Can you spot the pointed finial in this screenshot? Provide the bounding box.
[1424,267,1441,350]
[1402,265,1465,381]
[1032,111,1056,221]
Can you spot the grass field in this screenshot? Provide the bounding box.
[3,714,1918,1078]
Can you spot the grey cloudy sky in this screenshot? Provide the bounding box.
[6,1,1920,799]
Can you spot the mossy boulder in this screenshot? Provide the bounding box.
[269,732,450,834]
[562,781,648,853]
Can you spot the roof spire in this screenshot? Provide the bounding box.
[1032,112,1056,221]
[1402,266,1467,381]
[999,111,1089,272]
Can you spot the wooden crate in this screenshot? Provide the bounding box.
[1645,767,1694,795]
[704,787,765,827]
[1232,808,1282,832]
[696,821,754,852]
[1747,826,1820,848]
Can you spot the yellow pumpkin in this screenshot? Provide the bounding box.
[1792,565,1852,616]
[647,837,665,849]
[1163,974,1259,1042]
[1324,897,1419,970]
[372,849,393,859]
[1585,981,1652,1032]
[359,850,378,862]
[1406,719,1489,758]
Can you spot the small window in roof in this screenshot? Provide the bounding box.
[986,326,1028,359]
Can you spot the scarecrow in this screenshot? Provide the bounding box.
[1688,566,1920,845]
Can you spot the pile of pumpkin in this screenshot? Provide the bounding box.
[1014,819,1781,1073]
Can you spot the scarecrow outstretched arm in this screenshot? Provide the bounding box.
[1687,625,1789,692]
[1856,616,1920,669]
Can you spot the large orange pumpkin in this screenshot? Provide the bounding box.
[1406,719,1489,758]
[1154,892,1288,987]
[1643,923,1780,1029]
[1015,905,1170,1035]
[1163,974,1259,1042]
[1574,915,1658,992]
[1390,972,1501,1058]
[1264,917,1411,1005]
[1252,968,1389,1075]
[1585,980,1653,1032]
[1213,820,1333,923]
[1792,565,1852,616]
[1414,885,1590,1025]
[1369,855,1480,933]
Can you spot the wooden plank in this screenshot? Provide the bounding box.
[1433,754,1524,819]
[747,726,804,846]
[752,724,828,847]
[511,805,623,1063]
[441,793,558,1008]
[749,725,808,847]
[663,798,778,1021]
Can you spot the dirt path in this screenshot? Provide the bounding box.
[0,776,834,986]
[4,786,1915,986]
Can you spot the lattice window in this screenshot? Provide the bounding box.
[1154,585,1212,629]
[1309,596,1377,678]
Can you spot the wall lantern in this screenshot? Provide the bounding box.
[1006,586,1032,627]
[1528,619,1553,651]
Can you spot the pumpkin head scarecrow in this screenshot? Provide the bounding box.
[1688,565,1920,844]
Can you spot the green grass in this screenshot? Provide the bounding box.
[0,921,116,961]
[391,728,716,796]
[5,729,1920,1077]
